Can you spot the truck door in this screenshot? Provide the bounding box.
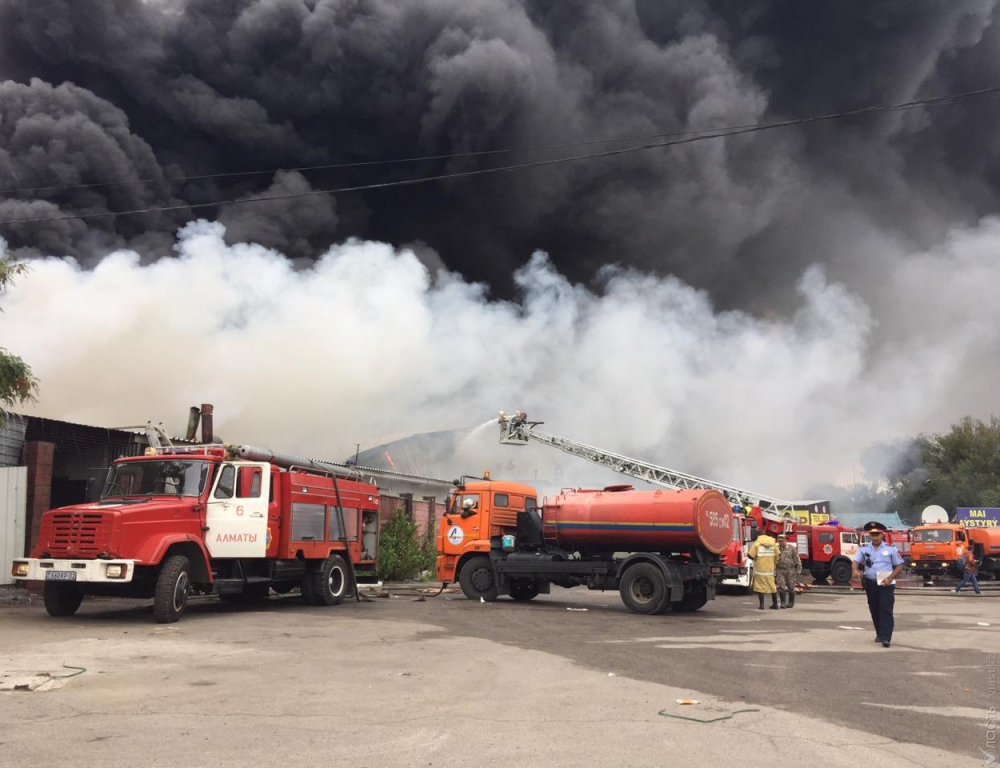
[443,492,482,554]
[839,531,860,561]
[206,462,269,558]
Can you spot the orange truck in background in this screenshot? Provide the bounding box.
[909,522,1000,579]
[436,476,739,614]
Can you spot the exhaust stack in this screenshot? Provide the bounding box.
[201,403,214,444]
[184,407,201,442]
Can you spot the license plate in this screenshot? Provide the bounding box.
[45,570,77,581]
[710,566,722,574]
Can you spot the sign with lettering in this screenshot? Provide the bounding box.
[955,508,1000,528]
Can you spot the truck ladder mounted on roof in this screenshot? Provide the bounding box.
[497,411,797,518]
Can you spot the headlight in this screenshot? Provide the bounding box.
[106,564,128,579]
[11,562,28,577]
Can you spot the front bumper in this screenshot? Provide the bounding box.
[12,558,135,583]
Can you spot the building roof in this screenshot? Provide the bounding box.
[833,511,907,529]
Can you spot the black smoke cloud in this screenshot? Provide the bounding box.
[0,0,998,305]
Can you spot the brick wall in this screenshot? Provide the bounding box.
[378,494,440,538]
[22,441,54,556]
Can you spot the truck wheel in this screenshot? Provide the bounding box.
[674,584,709,612]
[810,568,829,583]
[312,555,348,606]
[619,562,670,615]
[43,582,84,617]
[459,556,499,602]
[300,571,317,604]
[829,559,852,584]
[154,555,191,624]
[508,579,540,601]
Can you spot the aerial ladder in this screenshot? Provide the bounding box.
[497,410,797,530]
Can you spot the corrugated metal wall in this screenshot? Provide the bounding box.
[0,466,27,585]
[0,414,27,467]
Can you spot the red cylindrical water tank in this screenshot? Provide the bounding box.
[542,486,734,555]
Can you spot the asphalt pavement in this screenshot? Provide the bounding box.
[0,583,996,767]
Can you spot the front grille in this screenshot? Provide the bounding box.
[43,511,113,556]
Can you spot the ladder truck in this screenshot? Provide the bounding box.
[496,411,799,589]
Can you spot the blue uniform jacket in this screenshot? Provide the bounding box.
[853,541,903,582]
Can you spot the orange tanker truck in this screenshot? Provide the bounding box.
[436,477,739,614]
[909,522,1000,580]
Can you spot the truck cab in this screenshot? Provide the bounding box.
[910,523,970,578]
[795,524,867,583]
[435,477,538,589]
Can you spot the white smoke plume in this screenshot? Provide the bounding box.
[4,218,999,499]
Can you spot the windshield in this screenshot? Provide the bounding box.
[913,529,954,543]
[103,460,210,498]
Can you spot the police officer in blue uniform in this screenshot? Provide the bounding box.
[852,521,904,648]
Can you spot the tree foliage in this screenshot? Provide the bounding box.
[0,260,38,422]
[376,508,437,581]
[888,416,1000,521]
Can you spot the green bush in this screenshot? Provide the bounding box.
[377,509,438,581]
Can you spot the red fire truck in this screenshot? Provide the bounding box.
[11,444,380,623]
[794,523,867,583]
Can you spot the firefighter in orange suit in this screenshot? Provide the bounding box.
[748,533,779,610]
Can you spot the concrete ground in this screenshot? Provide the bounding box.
[1,584,996,767]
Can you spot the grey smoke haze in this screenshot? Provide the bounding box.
[1,1,1000,497]
[3,215,1000,499]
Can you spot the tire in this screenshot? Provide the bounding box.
[829,559,852,585]
[619,562,670,615]
[312,555,348,606]
[43,582,84,617]
[810,568,829,583]
[459,555,499,602]
[154,555,191,624]
[508,579,540,601]
[300,571,317,604]
[674,584,709,613]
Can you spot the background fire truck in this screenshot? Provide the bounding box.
[794,523,866,583]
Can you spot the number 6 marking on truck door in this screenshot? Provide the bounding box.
[236,505,244,516]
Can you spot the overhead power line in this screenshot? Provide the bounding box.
[0,124,769,197]
[0,86,997,227]
[2,86,995,198]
